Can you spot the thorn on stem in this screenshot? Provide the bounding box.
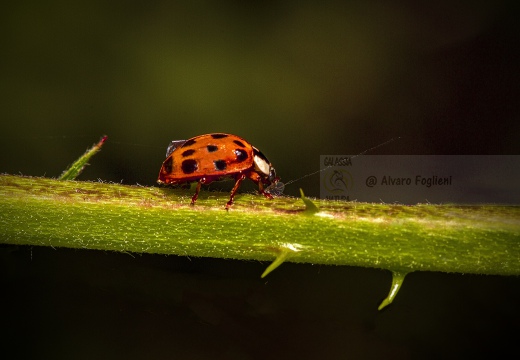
[378,271,408,310]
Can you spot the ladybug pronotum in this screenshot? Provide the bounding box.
[157,133,280,208]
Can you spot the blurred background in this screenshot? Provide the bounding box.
[1,0,519,196]
[1,1,519,358]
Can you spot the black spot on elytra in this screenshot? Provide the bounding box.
[181,139,197,148]
[214,159,227,171]
[211,133,228,139]
[182,149,196,157]
[233,140,245,147]
[163,157,173,173]
[181,159,198,174]
[234,149,248,162]
[207,145,218,152]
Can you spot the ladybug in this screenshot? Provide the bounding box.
[157,133,280,208]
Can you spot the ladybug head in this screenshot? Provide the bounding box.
[253,147,279,185]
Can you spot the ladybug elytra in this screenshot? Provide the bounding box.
[157,133,280,208]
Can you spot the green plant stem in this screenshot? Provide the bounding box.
[1,174,519,276]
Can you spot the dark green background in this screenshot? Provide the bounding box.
[1,1,519,358]
[2,1,519,195]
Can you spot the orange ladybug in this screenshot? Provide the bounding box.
[157,133,280,208]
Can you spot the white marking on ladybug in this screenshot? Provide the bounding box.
[252,146,271,176]
[254,155,270,175]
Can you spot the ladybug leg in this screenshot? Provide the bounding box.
[257,181,273,200]
[191,179,203,205]
[247,171,273,199]
[226,173,246,209]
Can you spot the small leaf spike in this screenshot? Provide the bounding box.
[261,248,291,278]
[300,188,319,214]
[378,271,408,310]
[59,135,108,180]
[261,243,303,278]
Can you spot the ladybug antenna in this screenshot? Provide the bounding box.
[282,137,400,187]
